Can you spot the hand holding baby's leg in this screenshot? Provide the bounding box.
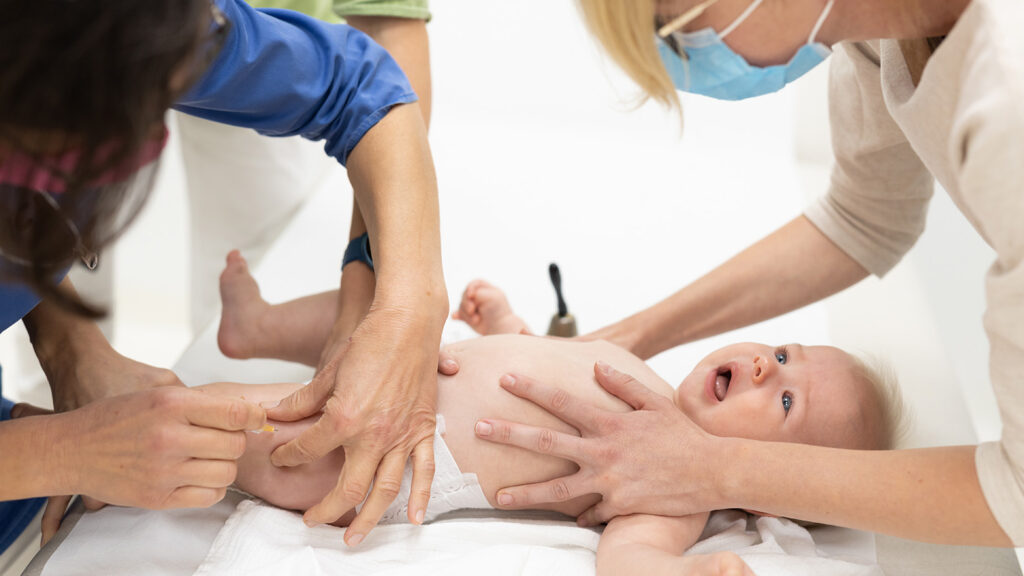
[451,279,531,335]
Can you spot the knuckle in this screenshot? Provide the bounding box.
[218,462,239,486]
[148,424,177,454]
[228,432,247,459]
[341,481,370,504]
[290,440,317,462]
[549,388,571,412]
[156,369,180,388]
[411,486,432,502]
[550,480,572,502]
[374,478,402,500]
[152,387,182,411]
[226,401,247,429]
[498,423,513,444]
[537,429,557,454]
[414,454,436,475]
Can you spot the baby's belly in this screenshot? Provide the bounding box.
[436,335,670,517]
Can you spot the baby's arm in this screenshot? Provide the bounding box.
[596,512,753,576]
[452,279,531,335]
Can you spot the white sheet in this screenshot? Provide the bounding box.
[193,500,881,576]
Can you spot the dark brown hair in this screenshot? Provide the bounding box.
[0,0,224,316]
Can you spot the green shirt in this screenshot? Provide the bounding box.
[247,0,430,22]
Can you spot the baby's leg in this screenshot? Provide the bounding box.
[452,279,531,335]
[217,250,335,365]
[199,381,356,526]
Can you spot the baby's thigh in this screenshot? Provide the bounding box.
[235,416,347,512]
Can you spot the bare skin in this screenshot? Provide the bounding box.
[214,262,881,575]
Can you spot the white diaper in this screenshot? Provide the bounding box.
[371,414,492,525]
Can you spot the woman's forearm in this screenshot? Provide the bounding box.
[716,439,1013,546]
[597,216,869,359]
[0,414,74,500]
[23,278,105,387]
[346,102,447,318]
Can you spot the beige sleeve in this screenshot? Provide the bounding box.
[958,16,1024,544]
[803,42,935,278]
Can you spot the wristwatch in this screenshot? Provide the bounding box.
[341,232,373,271]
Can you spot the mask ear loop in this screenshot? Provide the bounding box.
[807,0,836,44]
[657,0,723,37]
[719,0,766,40]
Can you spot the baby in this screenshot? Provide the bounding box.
[210,251,902,576]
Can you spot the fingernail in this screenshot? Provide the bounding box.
[303,515,317,527]
[347,533,364,546]
[415,509,425,524]
[260,400,279,409]
[475,420,493,436]
[497,493,513,506]
[443,360,457,371]
[499,374,516,388]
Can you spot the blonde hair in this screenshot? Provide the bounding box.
[575,0,682,112]
[849,354,911,450]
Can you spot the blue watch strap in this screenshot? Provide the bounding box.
[342,233,373,271]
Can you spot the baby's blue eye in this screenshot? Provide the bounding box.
[782,392,793,415]
[774,346,789,365]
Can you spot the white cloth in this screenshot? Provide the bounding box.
[690,511,883,576]
[194,501,598,576]
[368,415,492,525]
[193,503,880,576]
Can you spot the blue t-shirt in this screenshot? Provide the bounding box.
[176,0,418,166]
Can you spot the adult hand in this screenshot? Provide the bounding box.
[474,362,724,526]
[266,305,442,545]
[56,386,264,511]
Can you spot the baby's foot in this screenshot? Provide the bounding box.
[452,279,530,336]
[217,250,271,359]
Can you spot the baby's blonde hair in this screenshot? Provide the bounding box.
[848,354,911,450]
[575,0,681,112]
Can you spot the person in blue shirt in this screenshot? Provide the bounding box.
[0,0,447,554]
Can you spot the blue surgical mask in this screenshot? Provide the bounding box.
[657,0,835,101]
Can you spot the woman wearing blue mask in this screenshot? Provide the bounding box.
[468,0,1024,549]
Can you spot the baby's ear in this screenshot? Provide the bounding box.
[741,508,779,518]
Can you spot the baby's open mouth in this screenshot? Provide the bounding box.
[714,369,731,401]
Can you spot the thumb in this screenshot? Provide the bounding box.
[576,500,615,528]
[10,403,52,419]
[41,495,72,546]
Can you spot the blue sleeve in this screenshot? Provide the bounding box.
[0,282,43,334]
[174,0,418,166]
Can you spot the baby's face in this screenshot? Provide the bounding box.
[673,342,881,450]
